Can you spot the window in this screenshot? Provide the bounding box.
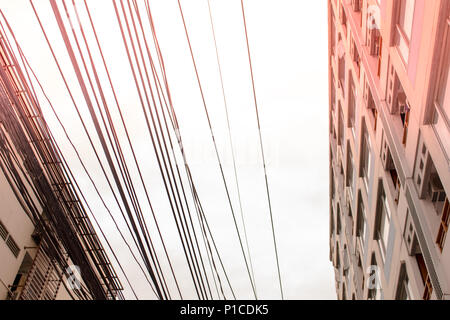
[350,38,361,78]
[413,136,436,200]
[342,283,347,300]
[348,73,356,139]
[435,27,450,117]
[387,158,401,205]
[336,242,341,268]
[339,103,345,146]
[436,198,449,252]
[343,244,350,272]
[376,183,391,261]
[404,210,420,256]
[361,124,372,192]
[9,252,33,298]
[385,62,411,146]
[416,253,433,300]
[338,48,346,94]
[395,0,415,64]
[398,0,415,41]
[399,94,411,146]
[367,22,381,56]
[347,147,355,198]
[432,18,450,160]
[357,254,364,290]
[364,77,378,130]
[351,0,362,12]
[367,4,383,76]
[331,168,336,200]
[331,16,336,58]
[340,4,347,34]
[337,204,342,235]
[348,203,354,234]
[396,263,413,300]
[330,207,335,237]
[331,79,336,112]
[368,254,382,300]
[357,193,367,254]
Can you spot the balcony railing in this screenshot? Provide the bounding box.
[17,246,63,300]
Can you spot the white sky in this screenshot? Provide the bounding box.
[0,0,335,300]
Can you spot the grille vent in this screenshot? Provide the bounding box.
[6,235,20,258]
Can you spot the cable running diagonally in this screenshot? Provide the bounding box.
[128,0,221,299]
[113,0,211,299]
[49,0,166,299]
[177,0,257,299]
[206,0,257,295]
[240,0,284,300]
[29,2,155,290]
[143,0,236,299]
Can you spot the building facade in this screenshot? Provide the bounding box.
[0,22,123,300]
[328,0,450,299]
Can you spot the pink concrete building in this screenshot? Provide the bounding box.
[328,0,450,299]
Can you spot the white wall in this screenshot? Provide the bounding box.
[0,163,37,299]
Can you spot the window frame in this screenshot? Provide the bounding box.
[431,16,450,163]
[357,193,367,255]
[375,182,391,262]
[360,123,372,193]
[394,0,416,64]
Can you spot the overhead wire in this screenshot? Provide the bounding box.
[50,0,168,299]
[24,0,270,301]
[62,0,171,299]
[32,0,166,299]
[6,17,156,301]
[81,0,184,299]
[128,0,222,300]
[3,16,135,301]
[0,22,112,300]
[113,0,210,299]
[143,0,236,299]
[177,0,257,299]
[29,0,147,269]
[240,0,284,300]
[206,0,257,294]
[3,20,140,300]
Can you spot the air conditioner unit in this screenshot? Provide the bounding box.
[430,173,446,203]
